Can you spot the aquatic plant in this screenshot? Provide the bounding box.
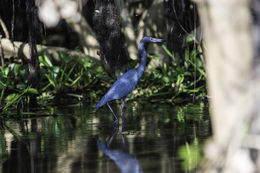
[130,36,206,103]
[0,34,206,114]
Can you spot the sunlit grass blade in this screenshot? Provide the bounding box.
[187,59,206,77]
[3,87,39,111]
[0,80,7,88]
[67,75,81,86]
[162,45,175,60]
[147,54,162,60]
[44,53,53,67]
[45,74,56,88]
[68,62,78,77]
[0,88,5,104]
[3,93,22,111]
[41,83,52,92]
[59,65,66,87]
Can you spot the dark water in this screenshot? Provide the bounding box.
[0,101,211,173]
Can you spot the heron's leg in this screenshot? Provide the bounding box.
[121,97,126,130]
[121,134,127,152]
[107,103,119,128]
[107,128,119,148]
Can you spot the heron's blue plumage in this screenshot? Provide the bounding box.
[96,36,163,127]
[96,68,139,108]
[97,140,143,173]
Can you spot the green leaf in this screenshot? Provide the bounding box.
[59,51,71,63]
[5,93,18,102]
[164,63,167,71]
[0,88,5,103]
[68,62,77,77]
[3,92,23,111]
[178,142,202,171]
[44,54,53,67]
[45,74,56,87]
[41,83,51,92]
[26,88,39,94]
[186,34,195,43]
[0,80,6,88]
[68,75,81,86]
[162,45,175,60]
[162,76,170,84]
[164,118,170,123]
[16,83,27,90]
[147,54,162,60]
[191,50,198,59]
[185,48,190,60]
[53,66,60,78]
[187,59,206,77]
[3,67,9,77]
[39,55,43,63]
[58,66,66,85]
[176,74,184,86]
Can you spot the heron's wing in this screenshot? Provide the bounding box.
[96,69,139,108]
[107,69,139,99]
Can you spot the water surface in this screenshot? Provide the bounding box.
[0,101,210,173]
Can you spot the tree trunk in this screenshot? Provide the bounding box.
[195,0,259,172]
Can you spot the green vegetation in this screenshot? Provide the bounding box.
[0,37,206,115]
[178,140,203,171]
[135,44,206,103]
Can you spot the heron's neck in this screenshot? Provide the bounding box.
[137,44,147,77]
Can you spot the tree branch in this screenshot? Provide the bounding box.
[0,17,9,39]
[38,0,100,60]
[65,14,101,60]
[0,38,100,64]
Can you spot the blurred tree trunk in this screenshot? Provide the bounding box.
[194,0,260,172]
[137,0,167,68]
[92,0,128,77]
[197,0,253,148]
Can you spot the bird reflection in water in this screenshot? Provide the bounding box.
[97,129,143,173]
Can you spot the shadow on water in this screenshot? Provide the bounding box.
[0,101,211,173]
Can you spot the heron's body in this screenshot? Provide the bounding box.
[96,36,163,127]
[96,67,145,108]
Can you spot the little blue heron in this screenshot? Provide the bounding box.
[96,36,164,127]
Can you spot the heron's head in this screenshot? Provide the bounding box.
[140,36,164,43]
[138,36,164,53]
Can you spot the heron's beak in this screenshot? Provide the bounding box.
[151,38,164,43]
